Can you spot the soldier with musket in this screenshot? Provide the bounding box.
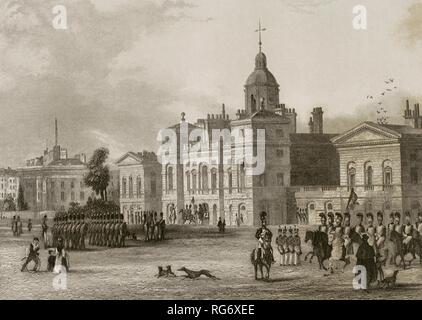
[318,213,328,233]
[375,211,387,249]
[276,226,287,266]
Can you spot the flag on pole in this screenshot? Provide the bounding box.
[346,187,358,211]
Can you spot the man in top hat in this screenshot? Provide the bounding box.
[318,213,328,233]
[276,226,287,266]
[375,211,387,250]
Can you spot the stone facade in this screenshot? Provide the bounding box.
[295,117,422,225]
[116,151,162,224]
[0,168,19,201]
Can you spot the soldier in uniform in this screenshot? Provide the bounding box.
[318,213,328,233]
[387,212,395,238]
[329,212,344,273]
[255,213,274,262]
[375,211,386,250]
[343,212,353,254]
[353,212,365,254]
[365,213,376,250]
[285,226,293,265]
[276,226,287,266]
[416,212,422,238]
[291,225,302,266]
[327,212,335,233]
[394,212,403,234]
[403,211,414,253]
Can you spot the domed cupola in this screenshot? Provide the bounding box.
[255,51,267,69]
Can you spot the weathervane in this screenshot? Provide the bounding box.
[255,19,266,52]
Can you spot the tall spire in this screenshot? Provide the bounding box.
[255,19,266,52]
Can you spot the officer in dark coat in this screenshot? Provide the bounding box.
[356,234,377,288]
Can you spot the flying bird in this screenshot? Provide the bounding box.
[389,78,394,82]
[381,92,385,95]
[386,89,392,92]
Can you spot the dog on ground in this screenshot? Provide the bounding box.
[177,266,220,280]
[379,270,399,289]
[156,265,176,278]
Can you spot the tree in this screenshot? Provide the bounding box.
[84,147,110,201]
[3,194,16,211]
[17,185,28,211]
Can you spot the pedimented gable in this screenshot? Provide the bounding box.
[332,122,401,146]
[116,153,142,166]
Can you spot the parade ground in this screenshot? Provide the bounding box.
[1,222,422,300]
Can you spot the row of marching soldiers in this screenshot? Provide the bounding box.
[275,225,302,266]
[52,212,128,250]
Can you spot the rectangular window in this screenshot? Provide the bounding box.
[411,167,418,184]
[61,192,65,201]
[61,181,65,189]
[71,192,75,201]
[276,129,284,138]
[276,149,284,158]
[80,191,85,201]
[71,181,75,189]
[276,173,284,186]
[80,181,84,188]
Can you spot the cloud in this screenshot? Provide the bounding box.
[0,0,196,166]
[399,2,422,46]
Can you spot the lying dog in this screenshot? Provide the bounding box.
[156,265,176,278]
[177,267,220,280]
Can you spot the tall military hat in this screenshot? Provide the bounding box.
[278,225,283,232]
[319,212,326,218]
[389,212,394,218]
[335,212,343,220]
[327,212,334,218]
[288,226,293,233]
[356,212,364,218]
[394,211,401,218]
[366,212,373,219]
[293,225,299,234]
[376,211,383,218]
[259,211,267,223]
[344,212,350,219]
[282,225,287,233]
[405,211,411,218]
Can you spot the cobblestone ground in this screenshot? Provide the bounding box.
[1,223,422,300]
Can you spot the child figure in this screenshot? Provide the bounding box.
[47,249,56,272]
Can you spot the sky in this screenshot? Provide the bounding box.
[0,0,422,167]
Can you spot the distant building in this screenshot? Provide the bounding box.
[296,102,422,224]
[0,168,19,201]
[116,151,162,224]
[17,119,119,211]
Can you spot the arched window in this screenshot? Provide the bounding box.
[201,166,208,191]
[122,177,127,198]
[129,176,133,198]
[136,176,141,198]
[211,169,217,193]
[239,163,246,190]
[364,162,373,189]
[251,95,256,113]
[382,160,393,190]
[167,166,173,191]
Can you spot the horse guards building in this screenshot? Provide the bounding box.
[7,37,422,227]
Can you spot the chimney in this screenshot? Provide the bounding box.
[55,118,58,146]
[222,103,226,118]
[311,107,324,134]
